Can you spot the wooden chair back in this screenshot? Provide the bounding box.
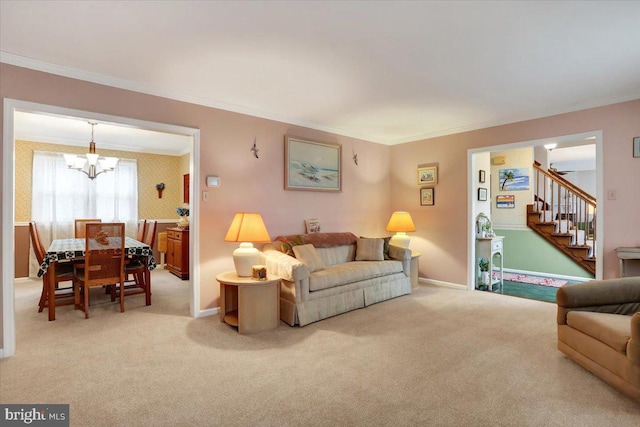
[83,223,125,287]
[75,218,102,238]
[29,221,46,265]
[143,220,157,248]
[31,221,75,313]
[136,219,147,242]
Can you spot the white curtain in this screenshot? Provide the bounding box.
[29,151,138,276]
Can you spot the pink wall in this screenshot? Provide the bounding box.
[0,64,392,314]
[390,99,640,284]
[1,62,638,327]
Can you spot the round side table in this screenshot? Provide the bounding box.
[216,271,281,334]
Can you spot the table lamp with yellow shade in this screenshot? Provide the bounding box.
[386,211,416,248]
[224,212,271,277]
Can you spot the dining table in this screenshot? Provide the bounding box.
[37,237,156,321]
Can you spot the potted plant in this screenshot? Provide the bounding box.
[482,222,492,238]
[479,258,490,285]
[176,206,190,228]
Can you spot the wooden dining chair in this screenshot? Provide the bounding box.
[29,221,75,313]
[75,218,102,238]
[74,222,126,318]
[136,219,147,242]
[113,220,156,306]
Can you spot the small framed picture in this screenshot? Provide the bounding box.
[305,218,321,234]
[420,187,435,206]
[634,136,640,158]
[478,187,488,201]
[417,166,438,185]
[479,170,486,183]
[496,195,515,209]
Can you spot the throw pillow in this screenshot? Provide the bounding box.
[277,235,305,256]
[360,236,392,260]
[355,238,384,261]
[292,244,325,272]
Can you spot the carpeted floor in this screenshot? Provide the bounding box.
[2,270,639,426]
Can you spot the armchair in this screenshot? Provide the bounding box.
[556,277,640,402]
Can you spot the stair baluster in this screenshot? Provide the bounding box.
[528,161,596,276]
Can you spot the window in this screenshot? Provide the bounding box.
[31,150,138,238]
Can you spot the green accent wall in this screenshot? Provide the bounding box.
[493,228,593,279]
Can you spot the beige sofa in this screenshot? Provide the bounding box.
[261,232,412,326]
[556,277,640,402]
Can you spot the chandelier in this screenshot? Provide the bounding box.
[63,122,119,180]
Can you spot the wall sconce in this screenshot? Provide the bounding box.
[544,143,557,151]
[156,183,165,198]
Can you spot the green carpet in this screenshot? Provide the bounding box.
[478,275,586,303]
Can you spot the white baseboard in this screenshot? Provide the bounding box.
[503,268,591,283]
[419,277,467,290]
[196,307,219,318]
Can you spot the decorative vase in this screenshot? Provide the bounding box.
[481,271,490,285]
[177,215,189,228]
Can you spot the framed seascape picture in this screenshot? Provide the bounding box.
[477,187,488,201]
[417,166,438,185]
[496,195,515,209]
[285,135,342,192]
[420,187,435,206]
[499,168,530,191]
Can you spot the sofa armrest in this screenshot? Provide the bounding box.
[388,244,411,261]
[628,313,640,366]
[260,247,310,282]
[388,244,411,277]
[556,277,640,325]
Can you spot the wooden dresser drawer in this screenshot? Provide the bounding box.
[492,239,503,251]
[167,228,183,240]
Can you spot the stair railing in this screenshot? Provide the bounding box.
[532,161,596,256]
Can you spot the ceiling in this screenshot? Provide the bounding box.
[13,111,192,156]
[1,1,639,146]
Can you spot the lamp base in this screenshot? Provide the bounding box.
[389,232,410,248]
[233,243,260,277]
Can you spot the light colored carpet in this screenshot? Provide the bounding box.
[2,270,639,426]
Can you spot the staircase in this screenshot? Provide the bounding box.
[526,161,596,276]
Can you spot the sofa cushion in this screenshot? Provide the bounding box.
[309,260,404,292]
[292,244,325,273]
[566,311,632,353]
[355,238,384,261]
[361,236,392,260]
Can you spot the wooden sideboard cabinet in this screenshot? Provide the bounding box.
[166,227,189,280]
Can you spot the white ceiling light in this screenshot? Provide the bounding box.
[544,143,557,151]
[63,122,118,180]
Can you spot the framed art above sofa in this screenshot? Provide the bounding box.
[284,135,342,192]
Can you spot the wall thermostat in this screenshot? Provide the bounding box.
[206,176,220,187]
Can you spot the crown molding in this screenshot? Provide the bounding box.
[3,52,639,147]
[1,52,386,145]
[386,92,640,145]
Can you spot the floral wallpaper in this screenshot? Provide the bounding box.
[15,140,187,222]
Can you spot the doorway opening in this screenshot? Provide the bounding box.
[2,98,201,358]
[466,131,603,300]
